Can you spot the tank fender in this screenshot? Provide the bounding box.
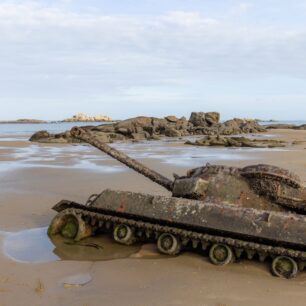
[52,200,76,212]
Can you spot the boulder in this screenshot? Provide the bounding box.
[131,133,148,141]
[189,112,207,126]
[205,112,220,125]
[165,116,179,123]
[164,127,181,137]
[29,130,50,142]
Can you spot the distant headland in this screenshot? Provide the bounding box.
[0,113,113,124]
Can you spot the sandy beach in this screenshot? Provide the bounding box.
[1,129,306,306]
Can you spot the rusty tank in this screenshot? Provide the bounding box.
[48,127,306,279]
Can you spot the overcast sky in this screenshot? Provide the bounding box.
[1,0,306,120]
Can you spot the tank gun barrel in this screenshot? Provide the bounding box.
[70,127,174,191]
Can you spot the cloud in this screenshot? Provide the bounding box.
[0,1,306,119]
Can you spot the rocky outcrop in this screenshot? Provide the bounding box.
[62,113,112,122]
[30,112,266,144]
[185,136,286,148]
[266,123,306,130]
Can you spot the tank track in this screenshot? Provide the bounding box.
[59,206,306,270]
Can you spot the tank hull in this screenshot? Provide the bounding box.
[53,189,306,250]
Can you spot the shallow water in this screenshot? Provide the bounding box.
[1,227,141,263]
[0,122,104,136]
[0,136,289,175]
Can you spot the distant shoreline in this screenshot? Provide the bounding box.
[0,120,120,124]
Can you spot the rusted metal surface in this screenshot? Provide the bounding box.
[90,189,306,248]
[70,127,174,191]
[50,200,306,261]
[53,189,306,249]
[185,164,306,212]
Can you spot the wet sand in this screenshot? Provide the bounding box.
[0,130,306,305]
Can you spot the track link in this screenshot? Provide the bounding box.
[59,207,306,269]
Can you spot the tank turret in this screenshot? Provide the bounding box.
[71,127,306,213]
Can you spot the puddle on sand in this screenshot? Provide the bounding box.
[2,227,141,263]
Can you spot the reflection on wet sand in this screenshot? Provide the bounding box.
[52,234,141,261]
[2,227,141,263]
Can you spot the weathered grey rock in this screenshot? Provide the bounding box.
[295,124,306,130]
[265,124,296,130]
[189,112,207,126]
[92,125,115,133]
[29,130,50,142]
[189,112,220,127]
[205,112,220,125]
[164,127,181,137]
[266,123,306,130]
[165,116,179,123]
[186,135,286,148]
[131,132,148,141]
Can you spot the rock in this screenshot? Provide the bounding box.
[189,112,220,127]
[164,127,181,137]
[29,130,50,142]
[186,136,286,148]
[131,133,147,141]
[116,128,130,135]
[92,125,115,133]
[94,132,111,143]
[266,124,306,130]
[205,112,220,125]
[108,133,126,141]
[189,112,207,126]
[165,116,179,123]
[219,118,266,135]
[265,124,296,129]
[294,124,306,130]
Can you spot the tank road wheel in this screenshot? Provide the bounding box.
[48,211,93,241]
[113,224,136,245]
[209,244,234,266]
[272,256,298,279]
[157,233,182,256]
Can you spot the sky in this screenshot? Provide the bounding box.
[1,0,306,120]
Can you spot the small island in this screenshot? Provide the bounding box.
[62,113,112,122]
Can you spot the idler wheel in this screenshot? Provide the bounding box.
[272,256,298,279]
[157,233,182,255]
[61,216,79,239]
[209,244,234,266]
[113,224,136,245]
[48,212,93,241]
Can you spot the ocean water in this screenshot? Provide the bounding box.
[0,122,104,136]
